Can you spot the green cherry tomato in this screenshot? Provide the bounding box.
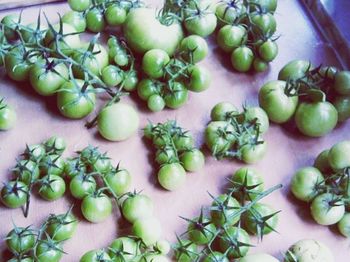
[62,11,86,32]
[105,4,127,26]
[211,194,241,226]
[68,0,91,12]
[249,0,277,13]
[30,61,69,96]
[244,106,269,134]
[174,134,194,151]
[219,227,250,259]
[157,163,186,191]
[203,252,229,262]
[334,71,350,95]
[210,102,237,121]
[44,136,66,154]
[314,149,332,174]
[101,65,124,87]
[39,175,66,201]
[278,60,313,81]
[174,239,198,262]
[121,193,154,223]
[295,101,338,137]
[108,237,140,261]
[148,94,165,112]
[291,167,325,202]
[188,217,216,245]
[1,181,28,208]
[180,35,208,63]
[215,2,246,25]
[80,249,111,262]
[40,154,65,176]
[70,174,97,199]
[1,15,19,41]
[123,70,138,91]
[253,57,269,72]
[205,121,235,154]
[164,82,188,109]
[180,149,205,172]
[57,79,96,119]
[232,167,264,201]
[328,140,350,170]
[46,213,78,241]
[6,227,36,254]
[142,49,170,79]
[36,240,63,262]
[188,65,211,92]
[133,217,162,246]
[155,146,177,165]
[105,168,131,196]
[285,239,334,262]
[217,25,246,53]
[184,12,217,37]
[258,40,278,62]
[311,193,345,225]
[14,159,40,184]
[97,102,139,141]
[137,79,162,101]
[334,96,350,122]
[259,80,299,123]
[338,213,350,237]
[241,141,267,164]
[86,8,106,33]
[81,193,113,223]
[0,102,16,130]
[244,203,278,235]
[231,46,254,72]
[250,12,277,36]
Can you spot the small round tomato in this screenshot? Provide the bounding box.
[328,140,350,170]
[64,158,85,179]
[244,106,269,134]
[188,217,216,245]
[97,102,139,141]
[211,194,241,226]
[258,40,278,62]
[164,82,188,109]
[39,175,66,201]
[278,60,313,81]
[62,11,86,32]
[249,0,277,13]
[203,252,229,262]
[137,79,162,101]
[1,181,28,208]
[148,94,165,112]
[231,46,254,72]
[133,217,162,246]
[105,168,131,196]
[184,12,217,37]
[0,101,16,130]
[241,141,267,164]
[291,167,325,202]
[232,167,264,201]
[36,240,63,262]
[219,227,250,258]
[105,4,127,26]
[80,249,111,262]
[311,193,345,225]
[123,70,138,91]
[244,203,278,235]
[101,65,124,87]
[217,25,246,53]
[57,79,96,119]
[1,14,19,41]
[157,163,186,191]
[259,80,299,123]
[30,61,69,96]
[121,193,153,223]
[338,213,350,237]
[81,193,113,223]
[285,239,334,262]
[14,159,40,184]
[46,212,78,241]
[70,174,97,199]
[334,96,350,122]
[180,35,208,63]
[40,154,65,176]
[295,101,338,137]
[174,239,198,262]
[334,71,350,95]
[188,65,211,92]
[68,0,91,12]
[215,2,246,25]
[250,12,276,36]
[86,8,106,33]
[180,149,205,172]
[155,146,177,165]
[174,134,194,151]
[25,144,45,161]
[314,149,331,174]
[253,57,269,72]
[6,227,36,254]
[205,121,235,154]
[109,237,140,261]
[210,102,237,121]
[142,49,170,79]
[20,23,46,44]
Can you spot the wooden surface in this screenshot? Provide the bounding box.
[0,0,61,10]
[0,1,349,261]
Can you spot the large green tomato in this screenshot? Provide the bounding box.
[291,167,325,202]
[284,239,334,262]
[239,253,279,262]
[132,217,162,246]
[259,80,298,123]
[310,193,345,225]
[97,102,139,141]
[295,101,338,137]
[327,140,350,170]
[123,8,184,55]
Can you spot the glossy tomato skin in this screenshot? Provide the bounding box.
[148,94,165,112]
[215,2,246,25]
[105,169,131,196]
[5,47,37,82]
[70,174,96,199]
[0,103,16,130]
[295,101,338,137]
[334,71,350,95]
[123,8,184,56]
[97,103,139,141]
[311,193,345,225]
[205,121,235,154]
[250,12,276,36]
[157,163,186,191]
[36,241,63,262]
[188,217,216,245]
[328,140,350,170]
[6,227,36,254]
[39,175,66,201]
[46,213,78,241]
[210,102,237,121]
[278,60,312,81]
[314,149,331,173]
[81,193,113,223]
[68,0,91,12]
[80,249,111,262]
[188,65,211,92]
[184,12,217,37]
[231,46,254,72]
[244,203,278,235]
[102,65,124,87]
[108,237,140,261]
[219,226,250,258]
[244,106,269,134]
[210,194,241,226]
[180,149,205,172]
[57,79,96,119]
[1,181,28,208]
[338,213,350,237]
[253,57,268,72]
[121,193,153,223]
[334,96,350,122]
[62,11,86,32]
[86,8,106,33]
[291,167,325,202]
[258,40,278,62]
[133,217,162,246]
[164,82,188,109]
[259,80,298,123]
[232,167,264,200]
[174,239,198,262]
[241,141,267,164]
[180,35,208,63]
[203,252,229,262]
[217,25,246,53]
[249,0,277,13]
[142,49,170,79]
[14,159,40,185]
[105,4,127,26]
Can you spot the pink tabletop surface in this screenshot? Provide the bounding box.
[0,1,349,261]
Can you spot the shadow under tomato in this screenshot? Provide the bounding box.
[1,248,13,261]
